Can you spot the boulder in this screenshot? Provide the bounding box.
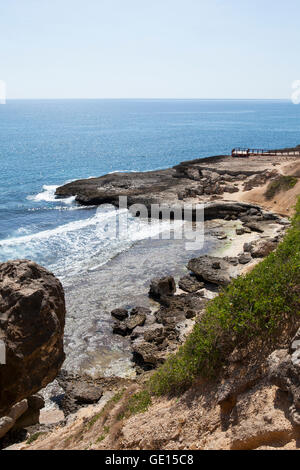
[243,222,265,233]
[112,321,128,336]
[12,394,45,429]
[187,256,235,286]
[238,253,252,265]
[0,260,66,417]
[268,329,300,425]
[0,399,28,439]
[126,313,146,331]
[111,308,128,321]
[57,372,103,415]
[178,275,204,293]
[250,240,277,258]
[149,276,176,301]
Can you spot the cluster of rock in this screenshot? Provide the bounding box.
[268,327,300,425]
[178,169,241,199]
[0,260,66,442]
[112,276,209,372]
[242,170,279,191]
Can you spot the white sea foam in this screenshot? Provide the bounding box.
[0,206,178,279]
[27,184,76,205]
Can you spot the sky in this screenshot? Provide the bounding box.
[0,0,300,99]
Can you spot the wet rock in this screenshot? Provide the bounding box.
[111,308,128,321]
[178,275,204,293]
[187,256,236,286]
[130,306,151,317]
[149,276,176,301]
[236,228,245,235]
[0,260,66,417]
[112,321,128,336]
[126,313,146,331]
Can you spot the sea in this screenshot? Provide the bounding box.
[0,99,299,377]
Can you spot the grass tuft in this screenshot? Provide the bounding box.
[117,390,152,420]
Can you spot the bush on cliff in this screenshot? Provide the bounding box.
[265,175,297,200]
[149,197,300,395]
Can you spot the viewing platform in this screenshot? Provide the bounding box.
[232,147,300,158]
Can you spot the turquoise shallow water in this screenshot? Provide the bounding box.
[0,99,299,278]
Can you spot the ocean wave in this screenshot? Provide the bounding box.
[27,184,76,205]
[0,206,179,279]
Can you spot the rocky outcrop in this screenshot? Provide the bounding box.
[187,256,237,286]
[57,371,103,415]
[268,328,300,425]
[178,275,204,293]
[149,276,176,301]
[243,239,278,258]
[243,170,278,191]
[112,307,151,337]
[0,260,66,417]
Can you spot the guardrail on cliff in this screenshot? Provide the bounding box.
[231,148,300,158]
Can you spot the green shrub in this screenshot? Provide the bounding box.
[265,175,297,200]
[149,197,300,396]
[117,390,152,420]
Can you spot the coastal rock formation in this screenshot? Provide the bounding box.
[57,372,103,415]
[0,260,66,417]
[187,256,236,286]
[178,275,204,293]
[149,276,176,301]
[243,239,278,258]
[268,327,300,425]
[112,307,151,337]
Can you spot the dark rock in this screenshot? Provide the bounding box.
[149,276,176,301]
[178,275,204,293]
[126,313,146,331]
[57,372,103,415]
[112,321,128,336]
[12,394,45,430]
[243,222,265,233]
[238,253,252,265]
[224,257,239,266]
[143,327,165,345]
[250,240,277,258]
[130,306,151,317]
[111,308,128,321]
[187,256,236,286]
[185,310,196,319]
[132,342,165,369]
[236,228,245,235]
[27,394,45,412]
[0,260,66,417]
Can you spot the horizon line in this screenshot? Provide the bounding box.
[4,97,292,101]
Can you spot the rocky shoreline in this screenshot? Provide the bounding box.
[109,205,289,376]
[1,149,299,448]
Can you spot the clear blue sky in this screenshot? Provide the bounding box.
[1,0,299,99]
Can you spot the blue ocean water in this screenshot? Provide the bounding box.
[0,99,299,279]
